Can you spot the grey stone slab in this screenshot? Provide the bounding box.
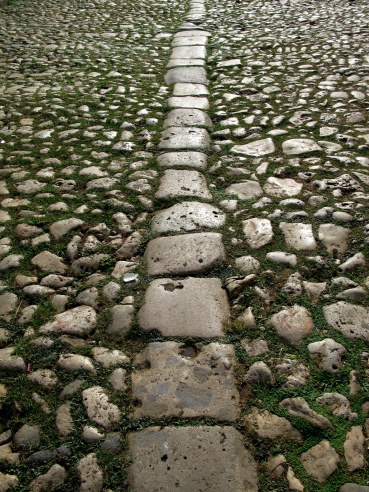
[158,127,210,150]
[144,232,225,275]
[172,36,208,47]
[171,46,206,59]
[163,109,212,128]
[138,277,230,337]
[226,180,263,200]
[167,59,205,68]
[168,96,209,110]
[132,342,240,420]
[151,201,225,234]
[157,152,207,170]
[174,30,211,38]
[155,170,211,200]
[173,83,209,96]
[165,67,207,85]
[128,426,258,492]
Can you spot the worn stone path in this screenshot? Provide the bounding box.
[1,0,369,490]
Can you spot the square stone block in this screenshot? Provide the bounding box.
[163,109,212,128]
[157,152,207,169]
[155,170,211,200]
[165,67,208,85]
[158,127,210,150]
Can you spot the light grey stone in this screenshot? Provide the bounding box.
[282,139,322,155]
[50,218,84,240]
[158,127,210,150]
[31,251,67,274]
[226,180,263,200]
[39,306,97,337]
[0,293,18,321]
[263,177,302,197]
[157,151,207,169]
[280,397,333,430]
[269,305,314,347]
[144,232,225,275]
[266,251,297,267]
[242,218,274,249]
[77,453,103,492]
[235,256,260,273]
[167,96,209,110]
[308,338,346,373]
[344,426,365,472]
[82,387,120,430]
[171,45,206,59]
[301,440,340,483]
[245,407,302,441]
[29,464,66,492]
[0,347,26,372]
[155,170,211,200]
[231,138,275,156]
[13,424,40,449]
[280,222,317,250]
[57,354,95,373]
[92,347,130,368]
[165,67,207,84]
[318,224,350,254]
[107,304,134,338]
[139,277,230,337]
[173,83,209,96]
[128,426,257,492]
[323,302,369,341]
[132,342,239,420]
[163,109,212,128]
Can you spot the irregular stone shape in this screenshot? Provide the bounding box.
[77,453,103,492]
[244,407,302,441]
[0,254,23,272]
[0,347,26,371]
[323,302,369,341]
[109,368,127,392]
[82,387,120,430]
[152,201,225,234]
[317,393,358,420]
[159,127,210,150]
[29,464,67,492]
[144,232,225,276]
[339,252,366,273]
[225,180,263,200]
[282,139,322,155]
[263,177,303,197]
[241,339,269,357]
[301,440,340,483]
[0,293,18,321]
[168,96,209,110]
[318,224,350,254]
[92,347,130,367]
[0,472,19,491]
[56,402,73,437]
[308,338,346,373]
[344,426,365,472]
[50,218,84,240]
[270,305,313,347]
[163,108,212,128]
[128,426,257,492]
[28,369,58,389]
[266,454,287,480]
[340,485,369,492]
[273,358,311,388]
[245,362,273,385]
[157,151,207,169]
[107,304,134,338]
[0,443,20,465]
[235,256,260,273]
[132,342,239,420]
[242,218,274,249]
[280,397,333,430]
[57,354,95,373]
[39,306,97,338]
[31,251,67,274]
[13,424,40,449]
[16,179,46,194]
[139,277,230,337]
[155,170,211,200]
[231,138,275,156]
[279,222,317,250]
[171,45,206,59]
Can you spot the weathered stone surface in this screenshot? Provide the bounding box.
[340,485,369,492]
[159,127,210,150]
[50,218,84,240]
[344,426,365,472]
[168,96,209,110]
[145,232,225,275]
[92,347,130,367]
[157,151,207,169]
[152,201,225,234]
[0,347,26,372]
[280,397,333,429]
[231,138,275,156]
[13,424,40,449]
[173,83,209,96]
[56,402,73,437]
[0,293,18,321]
[132,342,239,420]
[31,251,67,274]
[226,180,263,200]
[57,354,95,373]
[163,108,212,128]
[171,45,206,59]
[0,472,19,491]
[317,392,358,420]
[242,218,274,249]
[155,170,211,200]
[280,222,317,250]
[77,453,103,492]
[270,305,314,346]
[308,338,346,373]
[107,304,134,338]
[263,177,303,197]
[244,407,302,441]
[139,277,230,337]
[82,386,120,430]
[323,302,369,341]
[29,464,67,492]
[282,138,322,155]
[39,306,97,337]
[128,426,258,491]
[301,440,340,483]
[318,224,350,254]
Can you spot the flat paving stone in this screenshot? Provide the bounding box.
[163,109,212,128]
[172,36,208,46]
[158,127,210,150]
[151,201,225,233]
[173,83,209,96]
[157,151,207,169]
[155,170,211,200]
[279,222,317,251]
[144,232,225,275]
[165,67,208,85]
[132,342,240,420]
[243,218,274,249]
[231,138,275,156]
[323,301,369,341]
[174,30,211,38]
[282,138,322,155]
[138,277,230,337]
[226,180,263,200]
[167,58,206,68]
[128,426,258,492]
[167,96,209,110]
[171,46,206,59]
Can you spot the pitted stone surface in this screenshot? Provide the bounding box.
[165,67,208,84]
[163,109,212,128]
[159,127,210,150]
[173,83,209,96]
[132,342,239,420]
[152,201,225,233]
[171,45,207,59]
[157,151,207,169]
[155,170,211,200]
[226,180,263,200]
[138,277,230,337]
[323,302,369,341]
[128,426,258,492]
[168,96,209,110]
[280,222,317,251]
[242,218,274,249]
[231,138,275,156]
[144,232,225,275]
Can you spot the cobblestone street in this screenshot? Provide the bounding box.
[1,0,369,490]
